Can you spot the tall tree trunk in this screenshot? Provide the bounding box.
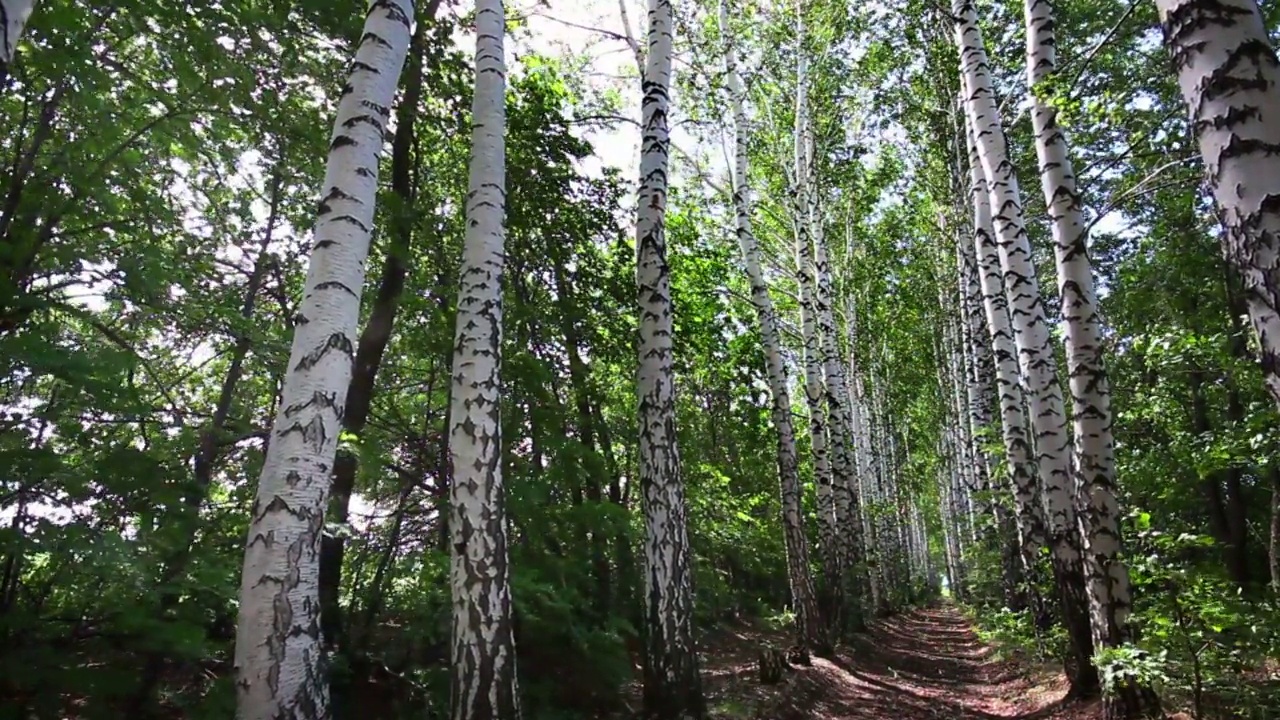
[1156,0,1280,410]
[320,4,434,658]
[233,4,412,717]
[448,0,520,716]
[952,0,1096,694]
[719,0,827,657]
[1271,464,1280,593]
[635,0,704,714]
[957,219,1023,603]
[845,293,882,611]
[814,206,869,630]
[963,116,1044,576]
[0,0,36,72]
[1024,0,1158,712]
[793,5,843,630]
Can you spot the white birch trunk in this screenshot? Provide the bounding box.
[448,0,521,717]
[963,115,1045,567]
[1156,0,1280,410]
[636,0,703,713]
[233,3,412,717]
[793,7,843,623]
[0,0,35,68]
[844,291,880,608]
[954,0,1096,689]
[1026,1,1157,713]
[719,0,826,656]
[814,209,868,625]
[958,235,996,508]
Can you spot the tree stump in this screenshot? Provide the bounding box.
[757,647,786,684]
[785,645,810,667]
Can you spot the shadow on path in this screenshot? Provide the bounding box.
[768,605,1094,720]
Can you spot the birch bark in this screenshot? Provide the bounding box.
[814,210,869,628]
[1156,0,1280,410]
[447,0,522,716]
[233,3,413,717]
[1024,0,1157,713]
[793,4,843,627]
[636,0,704,713]
[953,0,1096,691]
[719,0,827,656]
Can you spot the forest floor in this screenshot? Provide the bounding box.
[694,603,1103,720]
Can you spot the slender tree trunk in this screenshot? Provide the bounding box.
[719,0,827,657]
[953,0,1097,693]
[1024,1,1157,712]
[1156,0,1280,410]
[1271,465,1280,593]
[792,7,843,630]
[0,0,36,72]
[321,6,434,659]
[943,295,980,547]
[130,176,283,715]
[957,219,1023,603]
[963,117,1045,575]
[232,4,412,717]
[814,210,869,630]
[448,0,520,716]
[845,293,881,611]
[636,0,703,714]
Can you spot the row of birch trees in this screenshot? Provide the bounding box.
[9,0,1280,716]
[931,0,1280,716]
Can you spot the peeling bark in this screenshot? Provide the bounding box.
[448,0,521,716]
[233,3,413,718]
[636,0,704,714]
[1157,0,1280,410]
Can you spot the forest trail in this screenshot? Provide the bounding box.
[698,604,1099,720]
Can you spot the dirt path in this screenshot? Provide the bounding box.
[699,605,1100,720]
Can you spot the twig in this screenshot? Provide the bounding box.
[1065,0,1143,97]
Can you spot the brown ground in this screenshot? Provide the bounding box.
[697,604,1103,720]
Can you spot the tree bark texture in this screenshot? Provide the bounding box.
[719,0,827,657]
[233,4,412,718]
[636,0,704,714]
[448,0,522,716]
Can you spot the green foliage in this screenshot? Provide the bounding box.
[5,0,1280,717]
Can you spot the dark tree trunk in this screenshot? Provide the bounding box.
[128,171,282,716]
[318,9,431,653]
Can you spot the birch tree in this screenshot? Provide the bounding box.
[448,0,521,716]
[793,3,843,627]
[719,0,827,657]
[814,209,868,628]
[845,292,881,610]
[635,0,704,713]
[1,0,36,72]
[232,2,413,717]
[1155,0,1280,412]
[1024,0,1157,713]
[963,117,1044,579]
[952,0,1096,692]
